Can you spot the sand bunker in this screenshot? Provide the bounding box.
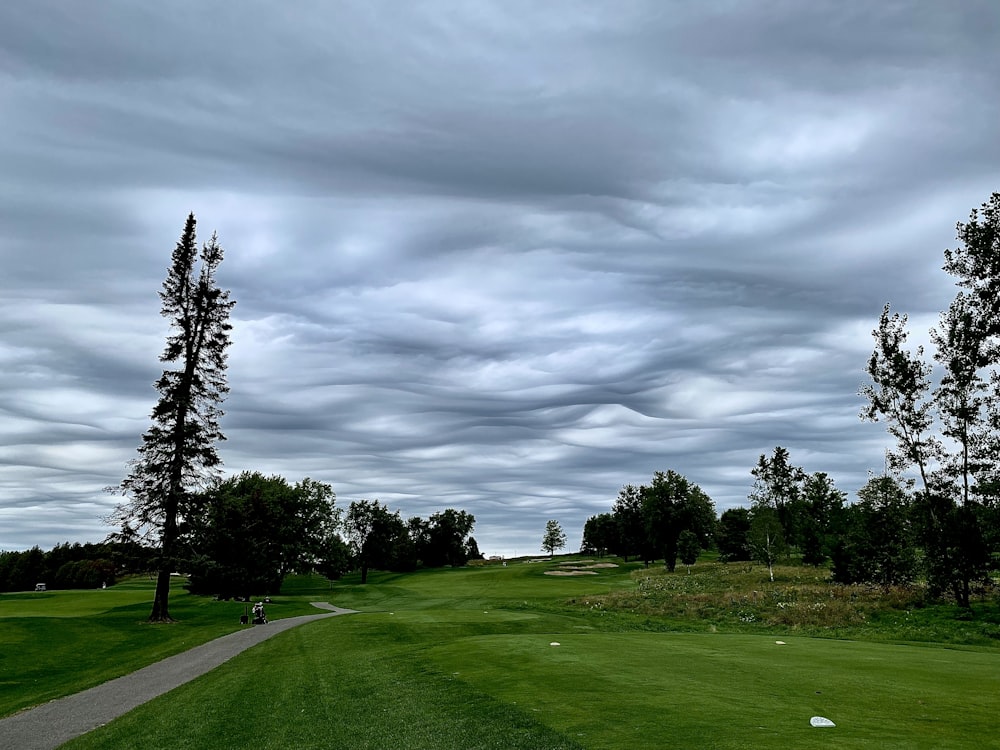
[557,562,620,570]
[544,570,598,576]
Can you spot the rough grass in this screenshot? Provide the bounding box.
[580,562,1000,644]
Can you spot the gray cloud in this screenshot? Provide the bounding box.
[2,1,997,555]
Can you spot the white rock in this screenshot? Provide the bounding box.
[810,716,836,727]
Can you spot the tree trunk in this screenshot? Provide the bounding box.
[149,485,180,622]
[149,569,174,622]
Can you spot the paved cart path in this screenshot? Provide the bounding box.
[0,602,358,750]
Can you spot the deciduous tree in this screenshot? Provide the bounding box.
[832,472,917,586]
[581,512,618,556]
[541,519,567,556]
[862,193,1000,607]
[798,472,847,566]
[425,509,476,567]
[716,507,752,562]
[748,507,785,582]
[641,470,715,572]
[344,499,406,583]
[677,529,700,573]
[750,447,806,546]
[611,484,645,562]
[184,472,338,598]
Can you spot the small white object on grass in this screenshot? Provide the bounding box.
[810,716,835,727]
[550,642,560,646]
[775,640,786,645]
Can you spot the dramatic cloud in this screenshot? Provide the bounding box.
[2,1,998,555]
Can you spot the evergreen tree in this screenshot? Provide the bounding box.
[111,214,234,621]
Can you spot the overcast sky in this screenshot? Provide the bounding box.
[1,2,998,557]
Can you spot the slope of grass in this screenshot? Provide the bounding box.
[62,612,586,750]
[54,557,1000,750]
[426,632,1000,749]
[584,561,1000,644]
[0,576,320,717]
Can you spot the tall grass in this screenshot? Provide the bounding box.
[580,562,1000,644]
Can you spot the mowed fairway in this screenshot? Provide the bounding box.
[48,560,1000,750]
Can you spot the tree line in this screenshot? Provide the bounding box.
[582,192,1000,607]
[181,473,483,597]
[2,477,483,597]
[0,541,145,593]
[581,443,996,601]
[21,194,994,614]
[85,214,485,618]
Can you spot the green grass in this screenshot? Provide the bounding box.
[7,557,1000,749]
[426,632,1000,749]
[0,576,319,717]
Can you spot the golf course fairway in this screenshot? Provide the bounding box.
[50,561,1000,750]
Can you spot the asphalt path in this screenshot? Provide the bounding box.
[0,602,358,750]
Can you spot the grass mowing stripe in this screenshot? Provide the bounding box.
[9,561,1000,749]
[425,632,1000,750]
[62,615,584,750]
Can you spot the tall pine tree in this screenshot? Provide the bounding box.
[112,214,234,621]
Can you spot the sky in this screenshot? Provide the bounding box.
[1,2,998,558]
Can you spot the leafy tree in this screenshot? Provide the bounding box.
[581,512,618,556]
[750,447,806,546]
[316,533,352,581]
[111,214,234,621]
[344,499,406,583]
[861,193,1000,607]
[832,473,917,586]
[716,507,752,562]
[541,519,567,556]
[425,509,476,567]
[798,472,847,566]
[641,470,715,572]
[0,546,45,592]
[748,507,785,582]
[677,529,700,573]
[184,472,338,598]
[611,484,645,561]
[464,536,484,562]
[53,559,115,590]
